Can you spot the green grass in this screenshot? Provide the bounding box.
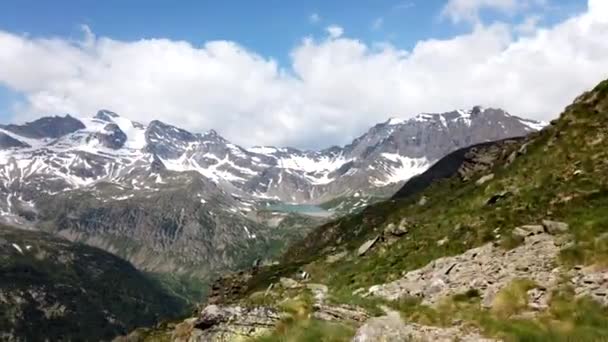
[255,319,355,342]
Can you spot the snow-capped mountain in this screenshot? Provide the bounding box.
[0,107,542,279]
[0,107,543,212]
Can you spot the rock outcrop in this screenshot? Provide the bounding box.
[367,232,560,307]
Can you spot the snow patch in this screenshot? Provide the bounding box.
[386,117,406,125]
[375,154,430,186]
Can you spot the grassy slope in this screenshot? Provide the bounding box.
[230,80,608,341]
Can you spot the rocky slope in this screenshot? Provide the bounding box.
[132,78,608,341]
[0,225,185,341]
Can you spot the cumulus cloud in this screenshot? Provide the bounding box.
[0,1,607,149]
[325,25,344,39]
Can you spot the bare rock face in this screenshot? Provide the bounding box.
[366,233,560,307]
[358,236,380,256]
[169,304,280,342]
[542,220,570,234]
[353,311,496,342]
[475,173,494,186]
[568,266,608,306]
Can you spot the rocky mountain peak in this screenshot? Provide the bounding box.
[94,109,121,122]
[0,114,85,139]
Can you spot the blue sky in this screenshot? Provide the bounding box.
[0,0,602,148]
[0,1,459,64]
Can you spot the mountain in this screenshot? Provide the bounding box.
[0,107,540,294]
[0,107,541,211]
[131,79,608,341]
[0,225,185,341]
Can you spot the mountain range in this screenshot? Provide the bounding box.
[0,106,541,211]
[0,107,541,275]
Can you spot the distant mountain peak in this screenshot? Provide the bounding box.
[94,109,121,122]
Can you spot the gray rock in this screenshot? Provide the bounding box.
[313,304,369,323]
[418,196,429,206]
[358,236,380,256]
[476,173,495,186]
[384,218,410,237]
[570,267,608,306]
[279,277,300,289]
[486,191,512,205]
[527,288,550,311]
[436,237,449,246]
[190,305,280,341]
[512,225,545,238]
[326,251,348,263]
[542,220,569,234]
[367,234,560,307]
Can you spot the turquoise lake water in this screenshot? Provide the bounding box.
[266,203,332,217]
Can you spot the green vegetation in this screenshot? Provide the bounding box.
[255,291,356,342]
[208,80,608,341]
[256,319,355,342]
[0,226,185,341]
[147,272,208,310]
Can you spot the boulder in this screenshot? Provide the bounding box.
[542,220,569,234]
[313,304,369,323]
[279,277,300,289]
[358,236,380,256]
[384,218,410,237]
[189,304,280,341]
[306,283,329,303]
[476,173,495,186]
[418,196,429,206]
[512,225,545,238]
[486,191,512,205]
[326,251,347,263]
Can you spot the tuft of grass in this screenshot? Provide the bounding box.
[499,233,525,250]
[491,278,537,318]
[453,288,482,302]
[255,319,355,342]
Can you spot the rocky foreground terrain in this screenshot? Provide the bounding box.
[120,79,608,341]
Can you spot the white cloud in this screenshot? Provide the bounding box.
[0,1,606,149]
[325,25,344,39]
[442,0,546,23]
[589,0,608,22]
[309,13,321,24]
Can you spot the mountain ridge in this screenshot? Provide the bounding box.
[0,106,543,209]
